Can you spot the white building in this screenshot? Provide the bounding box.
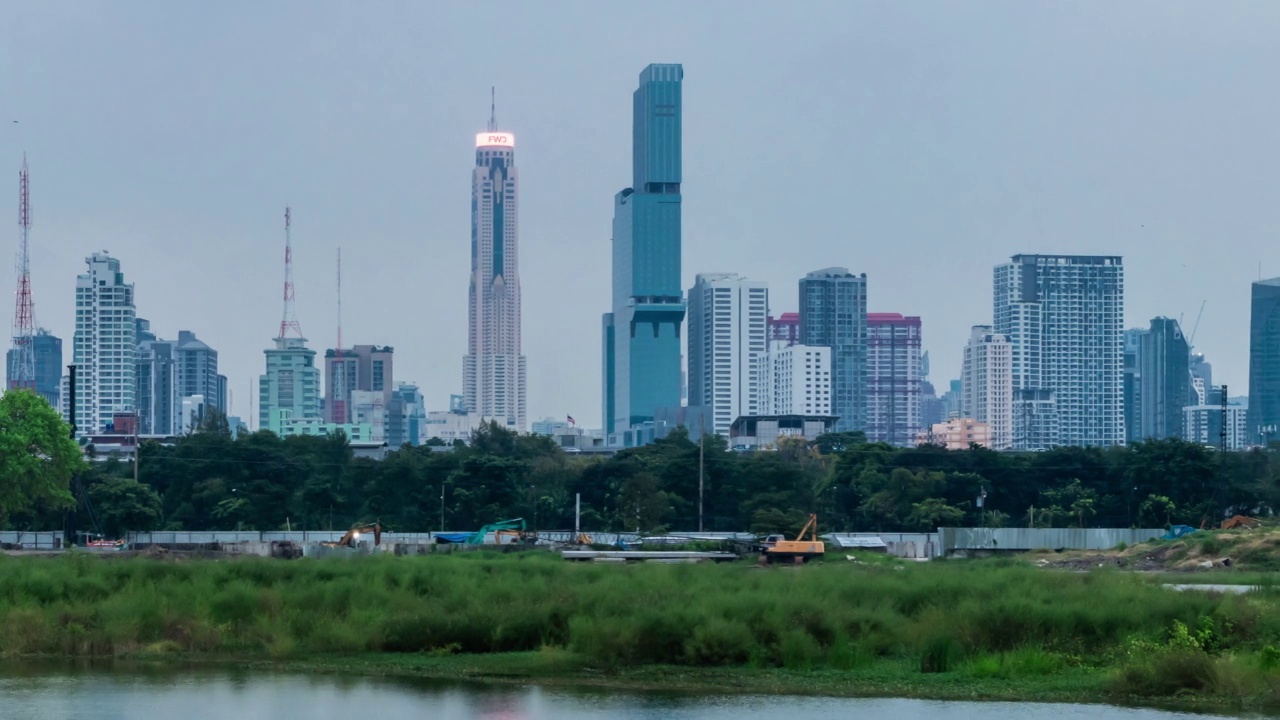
[994,254,1124,448]
[1184,402,1249,450]
[425,409,482,444]
[961,325,1013,450]
[350,389,386,443]
[686,273,768,436]
[67,252,137,434]
[463,128,526,431]
[760,344,832,416]
[180,394,206,434]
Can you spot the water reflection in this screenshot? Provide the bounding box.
[0,668,1254,720]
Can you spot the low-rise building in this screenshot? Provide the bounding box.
[919,417,992,450]
[728,414,837,451]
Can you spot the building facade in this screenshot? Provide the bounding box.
[865,313,922,446]
[135,321,177,435]
[994,254,1124,449]
[385,382,426,448]
[176,330,226,413]
[602,63,686,435]
[1248,279,1280,446]
[326,345,393,424]
[1138,317,1191,441]
[1184,400,1248,451]
[259,336,321,431]
[767,312,800,351]
[798,267,867,433]
[7,328,61,408]
[1123,327,1145,444]
[67,253,137,434]
[687,273,768,436]
[464,115,526,431]
[919,417,992,450]
[759,344,832,416]
[961,325,1013,450]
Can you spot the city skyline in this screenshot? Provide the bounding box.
[3,3,1278,429]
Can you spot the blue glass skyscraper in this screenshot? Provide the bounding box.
[603,64,685,435]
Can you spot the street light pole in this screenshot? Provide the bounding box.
[698,413,705,533]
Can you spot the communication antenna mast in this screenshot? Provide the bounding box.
[10,155,36,390]
[488,86,497,132]
[278,206,303,339]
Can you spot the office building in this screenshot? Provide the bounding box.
[464,110,526,432]
[7,328,61,408]
[919,417,993,450]
[602,63,686,436]
[67,252,137,434]
[759,344,832,416]
[259,336,321,431]
[799,267,867,433]
[135,319,177,435]
[994,254,1124,448]
[961,325,1013,450]
[326,345,393,423]
[1138,317,1191,440]
[920,381,945,429]
[1184,400,1248,451]
[176,330,225,413]
[1248,279,1280,446]
[728,414,837,450]
[865,313,922,446]
[385,382,426,448]
[1123,328,1145,444]
[687,273,768,435]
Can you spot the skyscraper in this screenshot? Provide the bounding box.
[259,337,320,431]
[686,273,768,435]
[994,254,1124,448]
[602,63,686,435]
[1123,327,1145,444]
[961,325,1013,450]
[865,313,922,446]
[67,252,137,434]
[327,345,393,423]
[798,267,867,433]
[7,328,60,408]
[136,318,177,435]
[176,330,225,413]
[1138,317,1191,441]
[1247,278,1280,446]
[464,101,525,431]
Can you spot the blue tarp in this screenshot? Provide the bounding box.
[1163,525,1196,540]
[434,533,471,544]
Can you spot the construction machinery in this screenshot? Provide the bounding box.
[761,514,825,564]
[467,518,537,546]
[323,522,383,548]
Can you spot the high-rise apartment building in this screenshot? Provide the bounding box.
[1122,327,1145,444]
[464,111,525,431]
[798,268,867,433]
[602,63,686,435]
[865,313,922,446]
[177,330,226,413]
[67,252,137,434]
[961,325,1013,450]
[326,345,393,424]
[135,318,177,435]
[1248,279,1280,446]
[994,254,1124,448]
[1138,317,1191,441]
[7,328,61,408]
[686,273,768,435]
[259,337,321,431]
[1185,399,1248,451]
[759,344,832,416]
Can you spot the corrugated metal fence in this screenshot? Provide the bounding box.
[0,531,63,549]
[939,527,1165,554]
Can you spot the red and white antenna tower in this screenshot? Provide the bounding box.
[331,246,346,423]
[277,206,303,339]
[10,155,36,390]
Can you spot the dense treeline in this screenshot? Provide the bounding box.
[7,415,1280,537]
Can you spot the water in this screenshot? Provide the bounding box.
[1165,584,1256,594]
[0,671,1256,719]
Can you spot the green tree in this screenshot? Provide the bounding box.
[905,498,965,531]
[88,477,163,537]
[0,390,83,527]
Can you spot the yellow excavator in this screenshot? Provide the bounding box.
[761,514,825,564]
[323,522,383,548]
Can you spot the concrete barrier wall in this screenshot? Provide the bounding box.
[0,531,62,549]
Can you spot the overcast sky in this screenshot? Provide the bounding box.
[2,1,1278,429]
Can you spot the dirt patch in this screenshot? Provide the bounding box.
[1027,524,1280,573]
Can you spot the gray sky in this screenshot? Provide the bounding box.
[2,1,1278,428]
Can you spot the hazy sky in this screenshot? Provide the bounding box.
[2,1,1278,429]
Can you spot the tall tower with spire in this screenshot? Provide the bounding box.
[463,89,526,431]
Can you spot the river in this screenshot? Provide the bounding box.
[0,671,1265,719]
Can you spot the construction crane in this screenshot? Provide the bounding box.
[760,514,825,564]
[1187,300,1206,352]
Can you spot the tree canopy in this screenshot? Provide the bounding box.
[0,390,83,527]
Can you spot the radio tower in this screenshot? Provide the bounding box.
[9,155,36,391]
[278,206,303,339]
[331,247,346,423]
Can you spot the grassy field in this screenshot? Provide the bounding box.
[3,551,1280,708]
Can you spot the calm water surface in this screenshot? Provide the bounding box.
[0,671,1261,720]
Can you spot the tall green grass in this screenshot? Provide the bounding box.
[2,551,1280,689]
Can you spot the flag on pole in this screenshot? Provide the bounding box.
[567,415,576,426]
